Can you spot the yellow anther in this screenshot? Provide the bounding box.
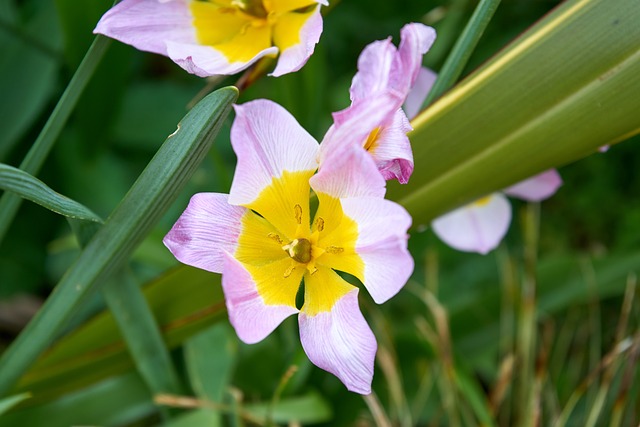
[283,264,295,278]
[294,204,303,225]
[325,246,344,254]
[268,233,283,244]
[316,217,325,232]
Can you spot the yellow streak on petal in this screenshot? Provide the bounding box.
[244,257,304,307]
[235,210,288,266]
[272,8,315,52]
[363,127,381,153]
[249,170,315,241]
[191,2,274,63]
[302,265,354,316]
[267,0,317,14]
[473,195,495,207]
[313,193,364,280]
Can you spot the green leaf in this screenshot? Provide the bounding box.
[0,373,154,427]
[185,324,237,402]
[14,266,226,404]
[102,271,183,397]
[391,0,640,225]
[0,163,102,223]
[0,86,238,397]
[0,393,30,416]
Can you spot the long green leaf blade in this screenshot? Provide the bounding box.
[0,393,31,416]
[391,0,640,225]
[0,164,102,223]
[0,86,238,397]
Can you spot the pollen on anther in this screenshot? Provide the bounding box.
[316,217,325,232]
[325,246,344,254]
[294,204,303,225]
[283,264,295,278]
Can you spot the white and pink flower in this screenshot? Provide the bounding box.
[94,0,328,77]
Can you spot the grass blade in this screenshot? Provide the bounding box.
[0,34,111,245]
[0,86,238,397]
[423,0,502,106]
[0,393,30,416]
[0,163,102,223]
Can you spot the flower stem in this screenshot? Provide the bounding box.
[423,0,502,106]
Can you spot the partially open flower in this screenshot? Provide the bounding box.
[164,99,414,393]
[94,0,327,77]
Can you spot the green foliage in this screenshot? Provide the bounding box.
[0,0,638,425]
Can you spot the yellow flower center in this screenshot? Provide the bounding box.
[283,238,312,263]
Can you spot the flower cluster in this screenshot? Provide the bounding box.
[163,23,435,393]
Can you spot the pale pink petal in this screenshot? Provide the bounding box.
[321,91,403,165]
[271,6,323,77]
[349,38,396,103]
[167,41,279,77]
[369,109,414,183]
[299,289,376,394]
[311,143,386,199]
[222,254,299,344]
[163,193,245,274]
[341,197,413,304]
[432,193,512,254]
[228,99,319,206]
[403,67,437,120]
[503,169,562,202]
[94,0,195,57]
[396,23,437,94]
[599,145,610,153]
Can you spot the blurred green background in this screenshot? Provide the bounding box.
[0,0,638,425]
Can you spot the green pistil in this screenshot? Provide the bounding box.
[284,238,312,264]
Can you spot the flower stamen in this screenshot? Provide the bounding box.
[294,204,303,225]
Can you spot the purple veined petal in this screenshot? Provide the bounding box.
[167,41,279,77]
[349,38,396,103]
[94,0,195,57]
[228,99,319,207]
[299,286,376,395]
[431,193,512,255]
[503,169,563,202]
[368,109,414,184]
[163,193,245,274]
[221,254,300,344]
[271,5,323,77]
[396,23,437,94]
[340,197,413,304]
[403,67,437,120]
[311,142,386,199]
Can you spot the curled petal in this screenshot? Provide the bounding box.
[271,6,323,77]
[163,193,245,274]
[403,67,437,120]
[349,38,396,103]
[339,197,413,304]
[300,275,376,394]
[396,23,437,94]
[368,109,414,183]
[229,99,319,207]
[503,169,563,202]
[432,193,512,254]
[222,254,300,344]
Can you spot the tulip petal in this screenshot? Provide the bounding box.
[432,193,512,254]
[94,0,195,57]
[403,67,437,120]
[163,193,245,274]
[366,109,414,183]
[300,270,376,394]
[503,169,563,202]
[397,23,437,93]
[229,98,319,204]
[271,6,323,77]
[311,142,386,199]
[222,254,300,344]
[339,197,413,304]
